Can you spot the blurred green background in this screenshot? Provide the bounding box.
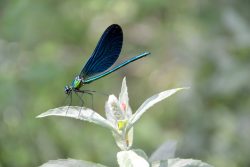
[0,0,250,166]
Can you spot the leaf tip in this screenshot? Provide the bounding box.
[175,87,190,92]
[36,113,46,118]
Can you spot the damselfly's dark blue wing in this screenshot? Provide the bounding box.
[80,24,123,78]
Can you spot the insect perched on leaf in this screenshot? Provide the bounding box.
[64,24,150,100]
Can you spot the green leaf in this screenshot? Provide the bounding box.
[132,149,149,160]
[117,150,149,167]
[151,160,168,167]
[127,88,188,130]
[151,158,213,167]
[149,140,177,162]
[167,158,214,167]
[112,131,127,151]
[36,106,116,131]
[39,158,109,167]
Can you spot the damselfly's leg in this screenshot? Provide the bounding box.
[74,91,84,117]
[85,91,94,110]
[66,92,73,115]
[74,91,84,106]
[63,93,70,105]
[83,89,109,97]
[76,90,95,109]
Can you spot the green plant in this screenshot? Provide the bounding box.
[37,78,212,167]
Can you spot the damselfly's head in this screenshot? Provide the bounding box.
[65,76,83,95]
[64,85,72,95]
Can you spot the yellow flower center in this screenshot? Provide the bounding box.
[117,119,127,130]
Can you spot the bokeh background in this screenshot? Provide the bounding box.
[0,0,250,166]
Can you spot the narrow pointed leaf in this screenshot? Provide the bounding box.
[149,140,177,162]
[127,88,188,130]
[112,131,127,151]
[112,126,133,150]
[127,127,133,149]
[37,106,115,131]
[39,158,108,167]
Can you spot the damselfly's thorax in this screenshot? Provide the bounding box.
[64,76,85,95]
[71,76,84,89]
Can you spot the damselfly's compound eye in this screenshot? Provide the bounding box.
[64,85,71,95]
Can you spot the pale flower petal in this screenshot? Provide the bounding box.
[127,88,188,130]
[37,106,115,131]
[105,95,119,125]
[105,95,125,127]
[118,77,132,117]
[119,77,129,106]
